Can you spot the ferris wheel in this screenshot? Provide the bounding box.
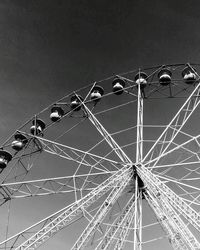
[0,63,200,250]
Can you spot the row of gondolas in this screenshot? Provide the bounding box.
[0,66,197,169]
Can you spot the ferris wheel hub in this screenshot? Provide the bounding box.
[131,165,146,192]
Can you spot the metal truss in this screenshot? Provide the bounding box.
[147,189,200,249]
[0,135,122,203]
[145,192,189,250]
[0,165,132,249]
[0,95,135,250]
[137,165,200,233]
[142,133,200,203]
[143,71,200,166]
[136,75,144,164]
[94,192,136,249]
[143,133,200,168]
[0,171,117,200]
[113,177,142,250]
[71,170,133,250]
[2,64,200,250]
[133,176,142,250]
[1,138,42,184]
[18,133,119,169]
[112,198,136,250]
[81,100,132,164]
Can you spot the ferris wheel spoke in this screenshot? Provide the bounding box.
[156,162,200,182]
[113,177,142,250]
[0,138,42,186]
[170,140,200,160]
[133,176,139,250]
[151,159,200,204]
[0,200,79,249]
[144,133,200,171]
[147,188,200,249]
[169,125,200,146]
[70,170,133,250]
[22,134,120,170]
[154,164,200,185]
[0,166,131,250]
[143,70,200,165]
[3,63,200,250]
[175,183,200,206]
[112,204,136,250]
[0,171,117,201]
[156,175,200,203]
[153,172,200,206]
[80,100,132,164]
[145,191,191,250]
[94,192,136,249]
[138,165,200,234]
[149,160,200,170]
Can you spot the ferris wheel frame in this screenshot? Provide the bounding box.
[0,63,200,249]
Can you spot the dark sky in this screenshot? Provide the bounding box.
[1,0,200,142]
[0,0,200,249]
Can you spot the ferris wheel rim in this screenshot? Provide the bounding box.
[0,62,200,249]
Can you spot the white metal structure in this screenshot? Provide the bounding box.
[0,63,200,249]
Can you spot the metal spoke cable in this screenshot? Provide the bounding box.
[143,79,200,166]
[94,193,136,249]
[71,171,133,250]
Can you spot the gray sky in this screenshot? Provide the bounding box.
[0,0,200,249]
[1,0,200,142]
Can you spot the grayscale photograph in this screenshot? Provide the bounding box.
[0,1,199,249]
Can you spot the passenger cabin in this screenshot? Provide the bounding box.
[182,66,197,84]
[112,77,125,95]
[0,150,12,169]
[50,106,64,122]
[135,72,148,89]
[70,95,83,111]
[30,118,46,136]
[12,133,28,151]
[90,85,104,102]
[158,68,172,86]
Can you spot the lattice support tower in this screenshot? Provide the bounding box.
[138,165,200,249]
[71,170,133,250]
[94,193,136,249]
[145,191,189,250]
